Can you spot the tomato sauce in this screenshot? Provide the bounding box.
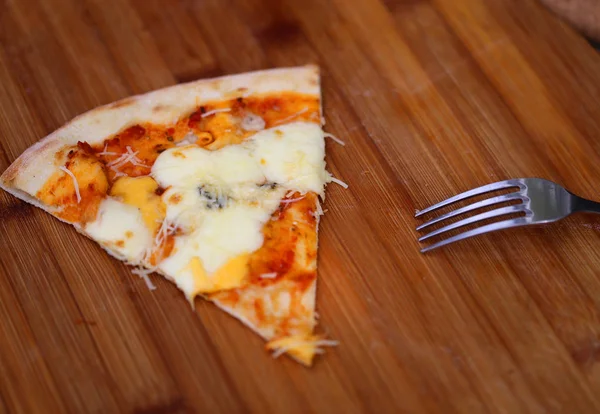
[92,93,320,184]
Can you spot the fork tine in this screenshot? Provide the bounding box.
[420,217,529,253]
[418,205,525,242]
[415,180,522,218]
[416,192,523,231]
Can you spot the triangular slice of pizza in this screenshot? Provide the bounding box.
[0,65,342,365]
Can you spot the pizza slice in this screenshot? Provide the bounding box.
[0,65,344,365]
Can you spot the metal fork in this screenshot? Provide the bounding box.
[415,178,600,253]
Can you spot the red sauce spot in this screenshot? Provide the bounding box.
[250,97,282,115]
[77,141,94,154]
[254,299,266,323]
[291,272,316,292]
[188,108,204,129]
[122,125,146,140]
[276,249,296,274]
[209,289,240,307]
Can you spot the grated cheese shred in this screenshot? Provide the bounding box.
[111,169,126,178]
[280,195,306,204]
[105,146,148,177]
[98,143,118,156]
[324,132,345,146]
[273,108,308,126]
[268,336,339,359]
[201,108,231,118]
[330,176,349,189]
[59,166,81,203]
[131,266,157,291]
[125,146,148,167]
[128,218,179,292]
[315,198,324,216]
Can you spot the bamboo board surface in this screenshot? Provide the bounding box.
[2,0,600,413]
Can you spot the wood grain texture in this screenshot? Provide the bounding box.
[1,0,600,412]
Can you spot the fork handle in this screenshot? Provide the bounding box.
[574,196,600,214]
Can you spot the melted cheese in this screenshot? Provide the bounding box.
[188,254,250,295]
[110,176,165,234]
[151,121,330,298]
[156,196,284,295]
[85,197,152,260]
[250,123,330,194]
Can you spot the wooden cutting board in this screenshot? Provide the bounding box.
[1,0,600,412]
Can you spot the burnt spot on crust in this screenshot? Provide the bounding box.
[231,97,246,114]
[77,141,94,154]
[0,164,19,185]
[54,148,66,162]
[109,97,136,109]
[152,104,167,113]
[2,136,66,185]
[254,298,266,322]
[290,272,316,292]
[1,145,45,184]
